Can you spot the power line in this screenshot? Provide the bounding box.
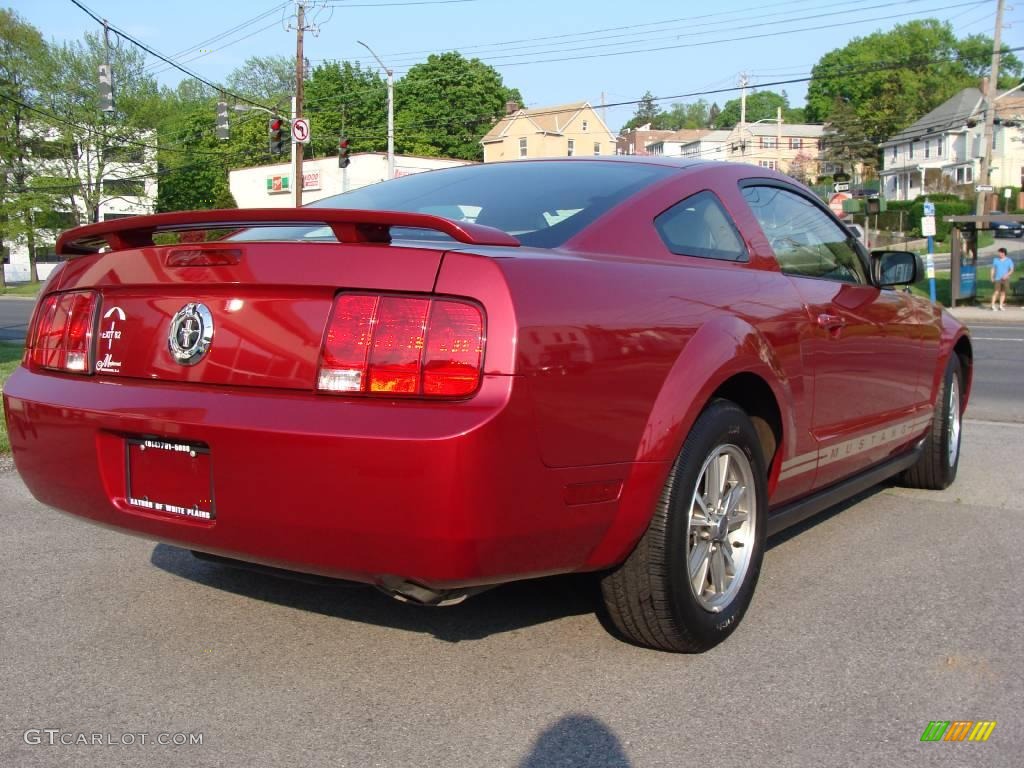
[66,0,275,111]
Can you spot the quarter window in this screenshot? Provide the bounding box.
[655,191,747,262]
[741,185,866,283]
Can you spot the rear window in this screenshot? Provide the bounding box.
[230,161,674,247]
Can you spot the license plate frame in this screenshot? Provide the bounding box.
[126,438,215,521]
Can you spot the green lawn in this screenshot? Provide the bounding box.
[911,269,1020,307]
[0,343,24,453]
[1,282,41,297]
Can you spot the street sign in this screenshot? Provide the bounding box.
[1005,188,1013,199]
[291,118,310,144]
[923,201,936,217]
[921,216,936,237]
[829,192,850,216]
[833,182,850,193]
[975,184,993,192]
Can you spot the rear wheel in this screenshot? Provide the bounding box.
[600,400,768,652]
[900,355,963,490]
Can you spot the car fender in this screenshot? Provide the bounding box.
[585,314,798,569]
[931,310,973,404]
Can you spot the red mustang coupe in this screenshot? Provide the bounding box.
[3,158,970,652]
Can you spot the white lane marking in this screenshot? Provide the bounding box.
[963,418,1024,427]
[971,337,1024,341]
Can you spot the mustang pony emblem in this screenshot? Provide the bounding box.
[168,303,214,365]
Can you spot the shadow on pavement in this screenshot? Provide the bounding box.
[767,482,889,550]
[519,714,632,768]
[150,543,600,643]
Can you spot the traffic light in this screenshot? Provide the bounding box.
[338,134,351,168]
[269,118,284,155]
[98,64,114,114]
[216,101,229,141]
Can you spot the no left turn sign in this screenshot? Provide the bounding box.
[291,118,310,144]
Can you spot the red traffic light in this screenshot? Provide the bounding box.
[269,118,283,131]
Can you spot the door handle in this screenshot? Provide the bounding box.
[817,313,846,331]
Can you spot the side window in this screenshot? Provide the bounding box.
[655,191,747,262]
[741,185,867,283]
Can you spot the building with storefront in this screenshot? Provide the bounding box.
[228,152,472,208]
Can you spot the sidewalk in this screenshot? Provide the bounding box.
[948,305,1024,325]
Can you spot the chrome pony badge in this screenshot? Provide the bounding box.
[168,303,214,365]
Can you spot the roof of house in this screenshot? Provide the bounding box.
[679,129,732,144]
[882,87,1024,146]
[647,129,711,146]
[481,102,614,143]
[735,123,826,138]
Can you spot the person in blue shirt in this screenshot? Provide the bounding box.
[991,247,1015,311]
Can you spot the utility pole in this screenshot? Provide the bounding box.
[976,0,1004,216]
[776,106,782,171]
[293,1,305,207]
[738,72,749,156]
[358,41,394,180]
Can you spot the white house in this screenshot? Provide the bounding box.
[879,87,1024,201]
[3,131,157,282]
[228,152,472,209]
[679,130,732,161]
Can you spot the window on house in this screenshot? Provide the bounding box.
[567,139,575,157]
[937,137,943,156]
[909,141,915,159]
[103,178,146,197]
[35,210,77,230]
[761,136,778,149]
[103,213,136,221]
[1,245,9,264]
[790,138,802,150]
[758,160,777,170]
[582,120,588,132]
[925,140,930,158]
[891,145,897,161]
[593,142,600,156]
[35,244,60,263]
[29,140,68,160]
[518,137,527,158]
[104,145,146,164]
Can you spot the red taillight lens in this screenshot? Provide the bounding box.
[27,291,99,374]
[318,294,484,397]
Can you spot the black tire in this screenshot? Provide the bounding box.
[600,400,768,652]
[900,355,963,490]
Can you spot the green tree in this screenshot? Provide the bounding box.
[621,90,659,131]
[225,55,294,106]
[304,61,386,159]
[805,19,1023,146]
[0,9,53,284]
[34,32,161,227]
[394,52,521,161]
[641,99,711,131]
[714,90,803,128]
[155,103,236,213]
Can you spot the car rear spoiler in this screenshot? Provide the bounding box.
[55,208,521,256]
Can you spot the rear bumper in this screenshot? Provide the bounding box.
[3,367,662,588]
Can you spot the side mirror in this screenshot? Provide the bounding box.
[871,250,921,287]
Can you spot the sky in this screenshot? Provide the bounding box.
[7,0,1017,131]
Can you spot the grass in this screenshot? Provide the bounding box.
[0,343,24,454]
[911,269,1021,307]
[1,282,42,297]
[908,231,996,256]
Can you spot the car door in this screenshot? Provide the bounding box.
[740,183,925,489]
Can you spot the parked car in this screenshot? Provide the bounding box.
[3,158,972,652]
[990,211,1023,238]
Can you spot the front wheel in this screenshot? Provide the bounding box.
[900,355,963,490]
[600,400,768,652]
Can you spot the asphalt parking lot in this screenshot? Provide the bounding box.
[2,324,1022,767]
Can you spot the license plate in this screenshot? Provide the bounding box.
[126,438,215,520]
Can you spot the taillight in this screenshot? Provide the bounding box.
[318,294,484,397]
[26,290,99,374]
